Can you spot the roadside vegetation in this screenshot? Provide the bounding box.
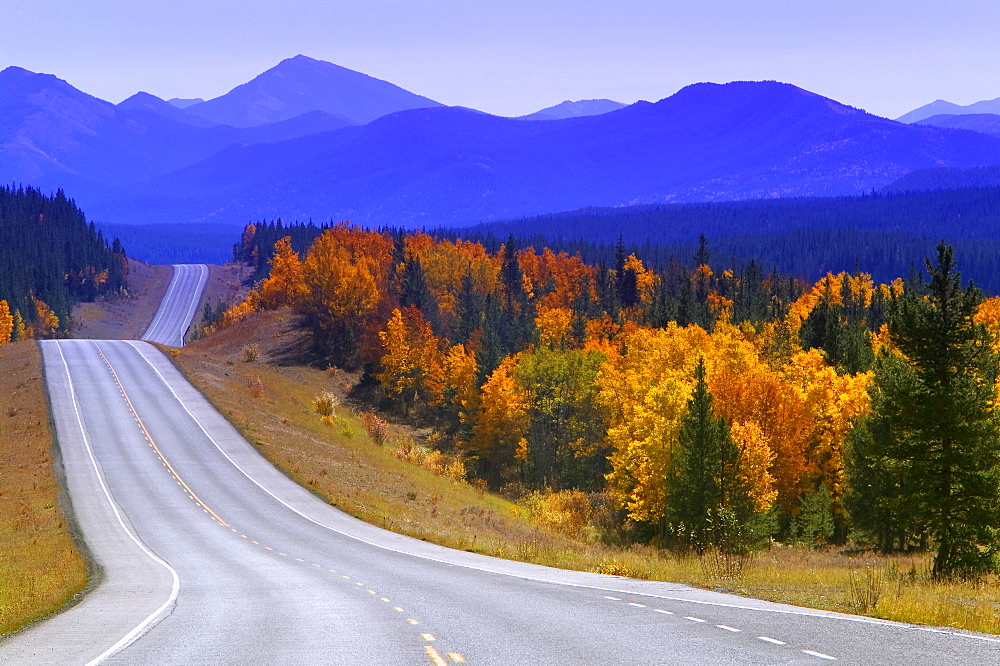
[177,304,1000,635]
[0,342,87,635]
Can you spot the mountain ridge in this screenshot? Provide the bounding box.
[898,96,1000,123]
[86,80,1000,228]
[183,54,442,127]
[518,98,627,121]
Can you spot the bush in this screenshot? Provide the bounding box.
[312,392,339,419]
[517,490,594,537]
[361,412,388,445]
[241,344,260,362]
[243,374,264,398]
[390,435,467,481]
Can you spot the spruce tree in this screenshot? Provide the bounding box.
[667,358,757,554]
[845,354,925,553]
[871,244,1000,576]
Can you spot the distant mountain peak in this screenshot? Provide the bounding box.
[117,91,217,127]
[183,55,441,127]
[167,97,205,109]
[518,98,627,121]
[898,96,1000,124]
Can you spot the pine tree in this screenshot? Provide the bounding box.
[666,358,758,554]
[874,244,1000,577]
[845,354,925,552]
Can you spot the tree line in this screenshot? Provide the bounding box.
[0,186,128,343]
[220,222,1000,577]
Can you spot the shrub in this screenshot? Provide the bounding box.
[361,412,388,445]
[312,392,339,419]
[243,374,264,398]
[241,344,260,362]
[517,490,594,537]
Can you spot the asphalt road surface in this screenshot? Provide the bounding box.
[4,279,1000,663]
[140,264,208,347]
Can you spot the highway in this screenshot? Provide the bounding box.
[4,268,1000,663]
[140,264,208,347]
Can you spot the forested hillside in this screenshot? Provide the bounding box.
[446,186,1000,292]
[0,186,127,340]
[217,223,1000,576]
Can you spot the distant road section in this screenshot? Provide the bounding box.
[140,264,208,347]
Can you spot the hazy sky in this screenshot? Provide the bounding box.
[2,0,998,119]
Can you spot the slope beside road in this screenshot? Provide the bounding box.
[3,268,1000,664]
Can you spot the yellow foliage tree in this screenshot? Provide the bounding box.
[468,355,529,487]
[782,348,871,538]
[0,300,12,345]
[13,309,29,341]
[596,323,709,522]
[34,300,59,338]
[535,307,573,350]
[377,306,442,413]
[730,421,777,512]
[705,321,812,514]
[442,343,479,426]
[302,229,382,364]
[258,237,308,309]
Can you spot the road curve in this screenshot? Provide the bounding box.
[140,264,208,347]
[4,339,1000,664]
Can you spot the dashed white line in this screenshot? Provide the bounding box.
[604,596,621,601]
[802,650,836,660]
[628,602,646,608]
[716,625,741,632]
[758,636,786,645]
[684,617,707,623]
[654,609,673,615]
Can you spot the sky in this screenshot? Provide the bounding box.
[1,0,999,119]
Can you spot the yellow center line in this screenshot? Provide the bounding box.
[424,645,448,666]
[97,344,471,665]
[94,343,229,527]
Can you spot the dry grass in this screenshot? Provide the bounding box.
[174,309,1000,636]
[70,261,170,340]
[0,342,88,635]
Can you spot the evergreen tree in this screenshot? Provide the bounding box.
[874,244,1000,576]
[666,358,758,554]
[845,354,925,552]
[400,254,439,333]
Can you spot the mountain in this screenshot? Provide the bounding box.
[898,96,1000,123]
[118,91,217,127]
[0,66,354,202]
[183,55,442,127]
[519,99,627,121]
[914,113,1000,138]
[168,97,204,109]
[89,80,1000,228]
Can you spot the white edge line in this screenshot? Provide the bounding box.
[124,340,1000,646]
[140,265,179,343]
[51,341,181,665]
[141,264,207,347]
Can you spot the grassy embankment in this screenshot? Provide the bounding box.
[0,342,88,635]
[175,309,1000,635]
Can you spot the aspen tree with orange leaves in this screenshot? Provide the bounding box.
[258,237,308,309]
[0,301,12,344]
[377,307,443,415]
